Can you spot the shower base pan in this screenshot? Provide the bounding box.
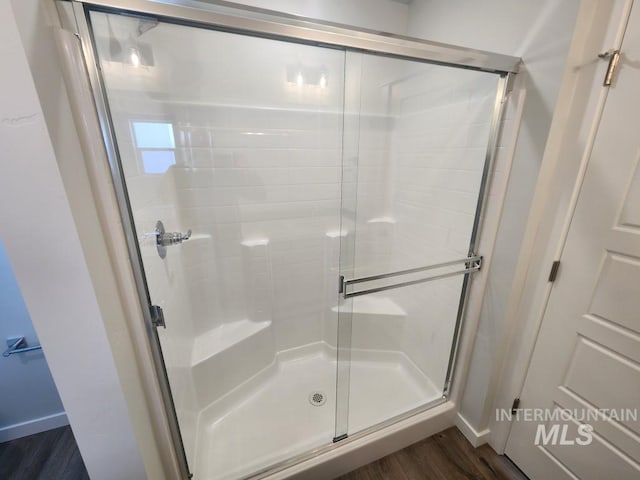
[193,342,442,480]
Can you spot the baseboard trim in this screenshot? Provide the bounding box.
[455,412,490,447]
[0,411,69,443]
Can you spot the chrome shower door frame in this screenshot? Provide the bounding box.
[60,0,519,478]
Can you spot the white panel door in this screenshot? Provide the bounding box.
[505,4,640,479]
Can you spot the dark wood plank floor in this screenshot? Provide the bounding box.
[336,427,528,480]
[0,426,89,480]
[0,425,525,480]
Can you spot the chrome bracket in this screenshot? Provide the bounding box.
[466,253,483,270]
[150,305,166,329]
[504,71,518,95]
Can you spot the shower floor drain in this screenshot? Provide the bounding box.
[308,391,326,407]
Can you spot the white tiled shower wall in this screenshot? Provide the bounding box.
[173,103,344,347]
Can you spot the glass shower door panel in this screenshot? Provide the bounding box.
[338,52,500,436]
[89,10,345,479]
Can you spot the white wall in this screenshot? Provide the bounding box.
[3,1,168,478]
[225,0,409,34]
[0,241,67,442]
[406,0,581,431]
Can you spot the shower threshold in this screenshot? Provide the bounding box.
[193,342,441,480]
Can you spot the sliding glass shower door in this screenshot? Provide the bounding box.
[88,10,346,479]
[80,3,509,479]
[336,52,501,437]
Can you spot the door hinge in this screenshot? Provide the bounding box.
[150,304,166,329]
[511,398,520,415]
[548,260,561,282]
[601,49,621,86]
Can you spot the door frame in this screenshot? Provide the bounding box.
[56,0,519,478]
[488,0,635,455]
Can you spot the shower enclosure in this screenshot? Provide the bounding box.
[60,1,519,478]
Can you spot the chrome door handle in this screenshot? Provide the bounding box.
[154,220,191,258]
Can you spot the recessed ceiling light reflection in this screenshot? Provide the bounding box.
[286,66,328,88]
[129,47,141,67]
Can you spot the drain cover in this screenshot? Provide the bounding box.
[308,391,326,407]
